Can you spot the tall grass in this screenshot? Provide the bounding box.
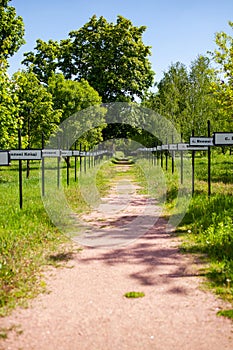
[177,152,233,306]
[136,151,233,308]
[0,157,113,315]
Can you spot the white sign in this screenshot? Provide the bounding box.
[190,137,213,146]
[157,146,162,151]
[79,151,86,156]
[187,146,208,151]
[72,150,80,156]
[61,150,73,157]
[162,145,169,150]
[0,151,10,165]
[42,149,60,157]
[177,143,189,151]
[10,150,42,160]
[213,132,233,146]
[169,144,178,150]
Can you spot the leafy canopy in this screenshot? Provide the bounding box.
[23,15,155,102]
[0,0,25,67]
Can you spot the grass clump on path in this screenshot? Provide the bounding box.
[124,291,145,298]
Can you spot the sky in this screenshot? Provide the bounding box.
[8,0,233,83]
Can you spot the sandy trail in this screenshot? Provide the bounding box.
[0,165,233,350]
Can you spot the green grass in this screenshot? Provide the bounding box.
[0,157,113,316]
[135,151,233,313]
[124,291,145,298]
[217,309,233,319]
[1,151,232,317]
[167,151,233,308]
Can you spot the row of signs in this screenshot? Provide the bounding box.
[0,133,232,166]
[0,149,108,166]
[138,132,233,152]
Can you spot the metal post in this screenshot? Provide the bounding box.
[41,133,45,196]
[191,130,195,196]
[172,134,174,174]
[80,144,82,172]
[74,141,77,182]
[180,132,183,184]
[18,129,23,209]
[208,120,211,197]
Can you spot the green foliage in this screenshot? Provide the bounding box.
[23,15,154,102]
[0,158,113,314]
[12,70,61,148]
[23,39,60,83]
[0,0,25,66]
[217,309,233,319]
[175,153,233,302]
[211,21,233,130]
[48,73,102,121]
[144,56,220,141]
[0,67,19,148]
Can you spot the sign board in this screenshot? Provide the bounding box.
[61,150,73,157]
[187,146,208,151]
[0,151,10,166]
[169,144,178,150]
[190,137,213,146]
[177,143,189,151]
[162,145,169,150]
[42,149,60,157]
[213,132,233,146]
[79,151,86,156]
[10,150,42,160]
[73,150,80,156]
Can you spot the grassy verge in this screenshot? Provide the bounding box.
[133,151,233,318]
[0,157,114,316]
[165,151,233,317]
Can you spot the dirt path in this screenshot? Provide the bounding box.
[0,165,233,350]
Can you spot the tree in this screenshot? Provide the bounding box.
[188,55,219,136]
[143,62,190,138]
[48,73,102,122]
[0,68,19,148]
[0,0,25,67]
[12,70,61,149]
[47,73,105,148]
[211,21,233,130]
[0,0,25,148]
[23,39,60,84]
[22,15,154,102]
[143,57,220,140]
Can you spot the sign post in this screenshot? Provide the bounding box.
[41,133,45,196]
[18,129,23,209]
[207,120,211,197]
[191,130,195,196]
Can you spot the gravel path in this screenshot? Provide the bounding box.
[1,166,233,350]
